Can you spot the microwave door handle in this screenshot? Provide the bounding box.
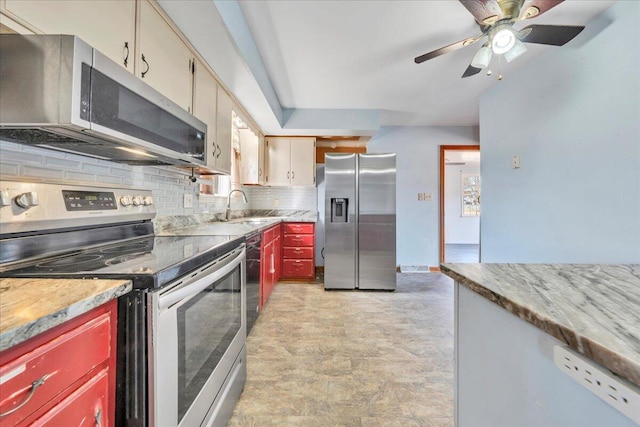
[158,249,245,310]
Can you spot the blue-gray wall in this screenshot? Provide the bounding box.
[480,1,640,263]
[368,126,479,267]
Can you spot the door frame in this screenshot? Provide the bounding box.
[439,145,480,264]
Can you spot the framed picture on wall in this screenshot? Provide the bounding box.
[461,173,481,216]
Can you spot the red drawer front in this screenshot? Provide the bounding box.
[283,223,314,235]
[283,247,314,259]
[282,259,315,278]
[0,313,112,425]
[32,368,109,427]
[283,234,314,247]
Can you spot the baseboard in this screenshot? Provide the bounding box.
[400,265,440,273]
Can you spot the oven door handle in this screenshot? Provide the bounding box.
[158,248,245,310]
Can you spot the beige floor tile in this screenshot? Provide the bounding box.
[229,273,455,426]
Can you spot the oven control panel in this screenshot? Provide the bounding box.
[0,181,156,234]
[63,190,118,211]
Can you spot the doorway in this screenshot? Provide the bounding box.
[440,145,481,263]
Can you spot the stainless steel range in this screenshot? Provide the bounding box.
[0,181,247,427]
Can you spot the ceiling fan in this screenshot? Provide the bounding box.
[414,0,585,78]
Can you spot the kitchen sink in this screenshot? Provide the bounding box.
[227,217,284,225]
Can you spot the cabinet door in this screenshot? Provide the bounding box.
[215,89,233,175]
[265,137,291,186]
[193,60,218,169]
[3,0,135,71]
[138,0,193,112]
[274,232,281,282]
[260,239,274,308]
[239,128,262,185]
[290,137,316,186]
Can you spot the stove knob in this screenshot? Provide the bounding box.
[15,191,39,209]
[132,196,142,206]
[120,195,132,207]
[142,196,154,206]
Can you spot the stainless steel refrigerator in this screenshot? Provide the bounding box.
[324,153,396,290]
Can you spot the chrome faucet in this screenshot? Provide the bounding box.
[226,189,248,221]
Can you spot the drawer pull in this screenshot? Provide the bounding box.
[0,374,49,417]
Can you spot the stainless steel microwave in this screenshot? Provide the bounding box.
[0,34,206,166]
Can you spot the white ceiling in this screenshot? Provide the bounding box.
[237,0,616,127]
[159,0,616,135]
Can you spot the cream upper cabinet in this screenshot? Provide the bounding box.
[265,137,316,186]
[239,129,263,185]
[192,59,218,170]
[2,0,135,71]
[138,0,193,112]
[214,89,233,175]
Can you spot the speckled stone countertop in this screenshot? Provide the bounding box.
[0,278,132,352]
[440,264,640,387]
[155,210,318,237]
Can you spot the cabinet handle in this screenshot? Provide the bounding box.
[292,171,295,180]
[271,253,275,274]
[123,42,129,68]
[0,374,49,417]
[287,171,290,179]
[141,54,150,78]
[216,143,221,159]
[258,168,262,177]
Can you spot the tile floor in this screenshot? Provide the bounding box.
[228,273,455,427]
[444,244,479,263]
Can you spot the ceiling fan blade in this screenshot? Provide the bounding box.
[459,0,503,24]
[520,0,564,20]
[414,36,482,64]
[518,24,585,46]
[462,65,483,78]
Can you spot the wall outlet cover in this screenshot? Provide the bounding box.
[183,193,193,208]
[512,155,521,169]
[554,346,640,424]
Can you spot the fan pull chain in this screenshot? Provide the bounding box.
[497,54,503,81]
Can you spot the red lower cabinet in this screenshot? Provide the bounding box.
[32,368,109,427]
[260,224,281,308]
[281,222,315,280]
[0,300,117,427]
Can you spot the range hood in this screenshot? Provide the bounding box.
[0,34,207,166]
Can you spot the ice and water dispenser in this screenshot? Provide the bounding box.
[331,198,348,223]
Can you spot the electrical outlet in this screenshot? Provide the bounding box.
[554,346,640,424]
[183,193,193,208]
[424,193,432,201]
[274,198,279,208]
[418,193,424,201]
[512,155,521,169]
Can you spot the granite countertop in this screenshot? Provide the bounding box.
[440,263,640,387]
[155,210,318,237]
[0,278,132,352]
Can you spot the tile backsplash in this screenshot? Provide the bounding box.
[0,140,318,216]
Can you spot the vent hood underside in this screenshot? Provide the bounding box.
[0,127,194,166]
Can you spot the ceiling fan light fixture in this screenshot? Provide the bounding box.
[491,25,516,54]
[504,39,528,63]
[471,46,493,69]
